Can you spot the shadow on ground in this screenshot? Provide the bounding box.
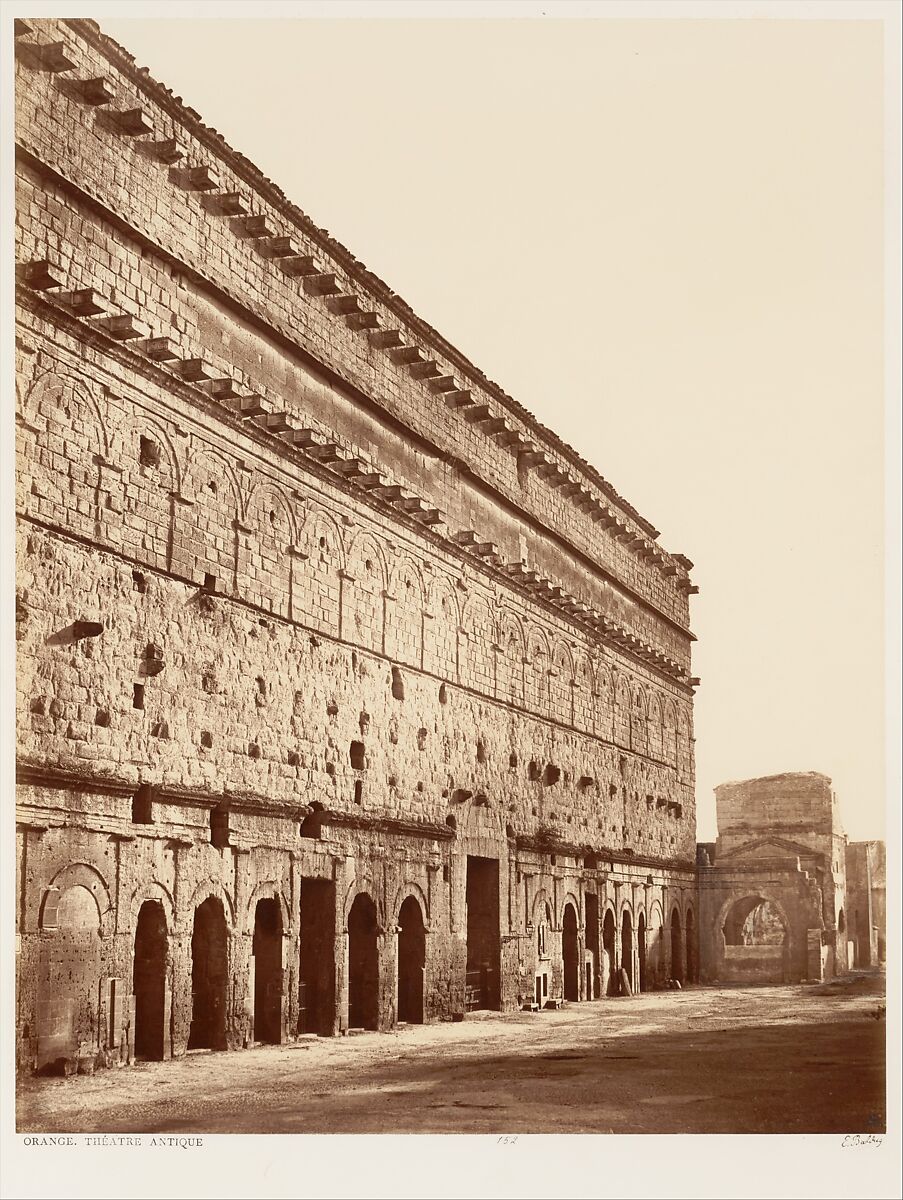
[18,975,886,1135]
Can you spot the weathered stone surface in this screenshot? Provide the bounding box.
[697,772,881,986]
[15,17,699,1073]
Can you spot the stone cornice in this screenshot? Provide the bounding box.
[514,830,696,874]
[64,18,667,545]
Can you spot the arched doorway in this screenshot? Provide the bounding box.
[188,896,228,1050]
[621,910,634,993]
[397,896,426,1024]
[252,898,283,1045]
[133,900,167,1060]
[838,907,847,970]
[584,893,600,998]
[721,895,788,984]
[637,912,647,992]
[670,908,683,983]
[647,907,664,987]
[38,884,103,1070]
[348,893,379,1031]
[465,855,501,1011]
[685,908,696,984]
[602,909,617,995]
[562,903,579,1001]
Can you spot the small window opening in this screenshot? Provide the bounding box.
[350,741,366,769]
[139,436,160,468]
[132,684,145,710]
[391,667,405,700]
[354,780,363,805]
[210,805,230,848]
[132,785,154,825]
[200,730,213,748]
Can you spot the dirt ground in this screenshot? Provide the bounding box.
[17,970,886,1135]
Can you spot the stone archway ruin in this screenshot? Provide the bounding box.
[397,895,426,1024]
[252,897,283,1045]
[562,902,579,1002]
[719,895,790,985]
[133,900,168,1061]
[670,908,683,983]
[347,893,379,1031]
[188,897,228,1050]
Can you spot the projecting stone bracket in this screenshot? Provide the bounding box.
[99,107,155,137]
[15,39,76,72]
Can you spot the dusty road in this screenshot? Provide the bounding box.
[18,972,885,1135]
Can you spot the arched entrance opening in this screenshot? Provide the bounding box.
[133,900,167,1060]
[348,893,379,1031]
[637,912,647,992]
[670,908,683,983]
[299,878,337,1036]
[465,855,501,1011]
[562,903,579,1002]
[189,896,228,1050]
[647,908,664,988]
[621,910,634,993]
[838,908,847,967]
[252,898,283,1045]
[38,884,103,1070]
[397,896,426,1024]
[584,893,600,998]
[721,895,788,984]
[602,909,617,995]
[685,908,696,984]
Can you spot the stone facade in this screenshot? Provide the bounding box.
[845,841,886,968]
[14,18,699,1074]
[698,773,852,985]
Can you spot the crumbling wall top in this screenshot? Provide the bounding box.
[713,772,841,838]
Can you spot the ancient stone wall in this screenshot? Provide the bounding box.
[699,773,849,985]
[15,17,698,1073]
[845,841,886,967]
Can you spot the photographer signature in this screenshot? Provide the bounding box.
[841,1134,883,1148]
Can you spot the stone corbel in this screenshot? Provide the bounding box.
[15,411,42,435]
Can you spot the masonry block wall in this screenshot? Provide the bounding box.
[845,841,886,968]
[698,773,850,985]
[15,17,699,1073]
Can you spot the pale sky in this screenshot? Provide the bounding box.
[99,12,887,841]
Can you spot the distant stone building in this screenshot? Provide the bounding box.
[15,18,700,1073]
[698,772,877,985]
[845,840,885,967]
